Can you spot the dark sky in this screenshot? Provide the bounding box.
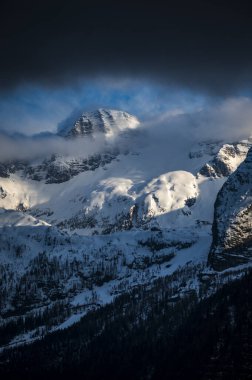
[1,0,252,94]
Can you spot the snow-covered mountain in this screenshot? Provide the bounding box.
[0,109,139,184]
[0,108,252,349]
[58,108,140,138]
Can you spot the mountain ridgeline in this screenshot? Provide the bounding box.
[0,108,252,376]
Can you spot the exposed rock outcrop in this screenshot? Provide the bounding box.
[209,147,252,270]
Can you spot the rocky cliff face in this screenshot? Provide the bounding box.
[199,141,251,178]
[58,109,139,138]
[209,147,252,270]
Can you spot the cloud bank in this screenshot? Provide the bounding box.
[153,97,252,143]
[0,97,251,164]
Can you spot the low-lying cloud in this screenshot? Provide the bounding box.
[153,97,252,144]
[0,133,107,162]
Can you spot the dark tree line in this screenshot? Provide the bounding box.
[1,266,252,379]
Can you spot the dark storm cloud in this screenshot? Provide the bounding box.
[1,0,252,94]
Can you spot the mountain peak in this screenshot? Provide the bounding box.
[58,109,140,138]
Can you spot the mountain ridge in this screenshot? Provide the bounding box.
[0,108,252,349]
